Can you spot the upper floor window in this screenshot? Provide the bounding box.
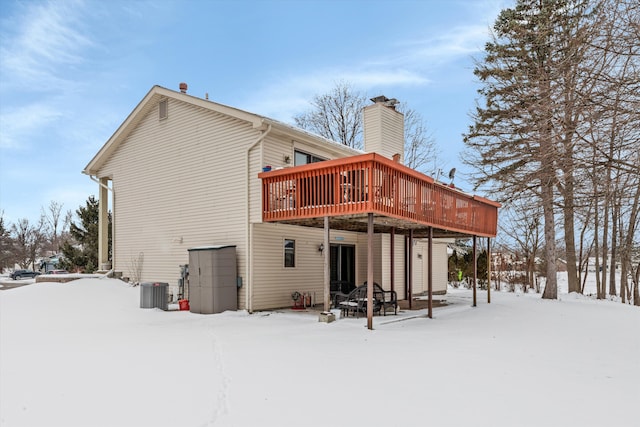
[294,150,325,166]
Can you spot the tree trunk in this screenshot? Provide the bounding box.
[563,199,580,294]
[528,256,535,293]
[541,183,558,299]
[600,188,609,297]
[577,202,593,294]
[608,197,618,297]
[593,168,602,299]
[561,132,580,294]
[633,261,640,306]
[620,213,627,303]
[620,251,629,304]
[624,176,640,305]
[581,258,589,294]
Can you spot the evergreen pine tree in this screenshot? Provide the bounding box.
[60,196,111,273]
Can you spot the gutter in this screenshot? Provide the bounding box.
[88,174,112,192]
[245,122,272,313]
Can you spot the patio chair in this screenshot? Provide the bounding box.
[375,287,398,315]
[331,280,355,308]
[366,281,398,316]
[339,283,385,318]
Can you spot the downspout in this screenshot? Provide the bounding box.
[245,122,272,313]
[89,175,112,193]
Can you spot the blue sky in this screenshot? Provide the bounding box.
[0,0,508,225]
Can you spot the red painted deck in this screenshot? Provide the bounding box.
[260,153,499,238]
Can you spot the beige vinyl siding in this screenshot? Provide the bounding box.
[353,233,406,299]
[378,233,407,299]
[252,134,363,227]
[393,236,407,299]
[363,103,404,162]
[372,234,382,288]
[252,223,361,310]
[377,235,389,289]
[354,233,374,288]
[362,234,384,286]
[412,240,449,295]
[412,242,425,295]
[360,234,450,300]
[249,135,295,224]
[262,135,292,171]
[251,137,362,222]
[100,97,258,303]
[92,87,453,312]
[248,144,263,224]
[373,234,384,284]
[292,141,345,162]
[431,241,449,294]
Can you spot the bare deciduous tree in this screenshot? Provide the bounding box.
[400,106,438,174]
[500,198,544,293]
[294,81,366,149]
[41,200,64,253]
[0,211,13,270]
[128,252,144,285]
[294,81,439,169]
[10,217,46,269]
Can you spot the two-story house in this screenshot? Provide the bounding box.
[83,84,499,321]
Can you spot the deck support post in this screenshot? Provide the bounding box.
[487,237,491,304]
[405,235,410,309]
[323,216,330,312]
[473,235,477,307]
[367,213,374,330]
[408,230,414,309]
[390,227,395,293]
[428,226,433,319]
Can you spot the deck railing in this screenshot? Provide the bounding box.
[259,153,499,237]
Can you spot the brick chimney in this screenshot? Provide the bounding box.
[363,96,404,164]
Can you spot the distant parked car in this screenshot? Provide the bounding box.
[10,270,41,280]
[48,270,69,274]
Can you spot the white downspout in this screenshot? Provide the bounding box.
[89,175,112,192]
[245,122,272,313]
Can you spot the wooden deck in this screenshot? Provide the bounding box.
[260,153,499,238]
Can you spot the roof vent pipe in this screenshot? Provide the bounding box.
[179,82,188,93]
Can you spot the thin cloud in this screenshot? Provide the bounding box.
[390,24,491,70]
[43,184,97,213]
[389,0,506,69]
[0,0,93,92]
[0,103,63,150]
[238,12,499,123]
[341,69,429,87]
[418,25,490,58]
[242,67,429,122]
[0,0,105,154]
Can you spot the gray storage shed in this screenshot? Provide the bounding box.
[188,245,237,314]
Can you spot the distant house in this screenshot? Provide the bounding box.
[83,85,499,314]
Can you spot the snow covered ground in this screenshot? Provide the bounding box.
[1,274,638,427]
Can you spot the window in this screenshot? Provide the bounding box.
[294,150,325,166]
[159,99,168,120]
[284,239,295,268]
